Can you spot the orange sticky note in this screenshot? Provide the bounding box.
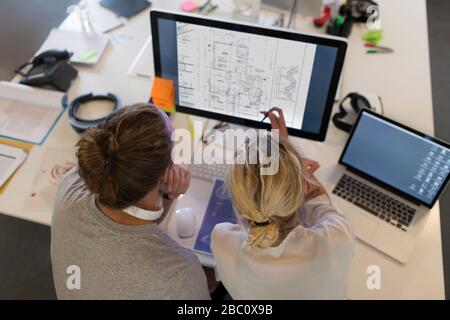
[151,77,175,113]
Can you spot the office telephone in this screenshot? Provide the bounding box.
[15,49,78,92]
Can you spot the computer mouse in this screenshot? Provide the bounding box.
[175,207,195,238]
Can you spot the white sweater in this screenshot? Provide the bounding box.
[211,195,355,300]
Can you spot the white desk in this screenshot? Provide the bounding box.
[0,0,444,299]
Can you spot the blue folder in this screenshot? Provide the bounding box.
[194,179,237,255]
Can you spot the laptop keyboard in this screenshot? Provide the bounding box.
[332,174,416,232]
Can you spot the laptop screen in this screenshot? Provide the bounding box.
[340,111,450,207]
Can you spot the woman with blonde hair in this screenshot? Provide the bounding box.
[211,108,354,300]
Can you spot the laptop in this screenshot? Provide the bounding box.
[328,109,450,263]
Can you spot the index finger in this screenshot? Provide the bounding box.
[271,107,286,124]
[303,158,320,174]
[163,167,169,184]
[268,112,281,130]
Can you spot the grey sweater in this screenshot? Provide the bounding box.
[51,168,210,300]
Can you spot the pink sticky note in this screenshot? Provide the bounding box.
[180,0,199,12]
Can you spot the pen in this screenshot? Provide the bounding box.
[365,43,394,54]
[204,4,218,14]
[199,0,211,12]
[260,107,275,122]
[367,49,393,54]
[103,22,125,34]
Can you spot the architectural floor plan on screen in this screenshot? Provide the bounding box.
[176,22,317,127]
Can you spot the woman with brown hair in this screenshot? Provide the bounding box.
[51,104,210,299]
[211,108,355,300]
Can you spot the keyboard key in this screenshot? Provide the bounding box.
[354,200,379,216]
[334,174,417,230]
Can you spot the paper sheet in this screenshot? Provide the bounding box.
[0,82,65,144]
[0,138,32,193]
[0,144,27,189]
[127,37,154,79]
[0,98,61,144]
[92,14,126,34]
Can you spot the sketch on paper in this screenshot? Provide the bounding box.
[176,22,316,127]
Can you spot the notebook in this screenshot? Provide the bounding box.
[194,179,237,255]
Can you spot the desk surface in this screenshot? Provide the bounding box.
[0,0,444,299]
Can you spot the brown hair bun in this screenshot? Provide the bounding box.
[76,103,172,209]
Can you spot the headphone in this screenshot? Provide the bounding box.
[332,92,383,132]
[68,93,119,133]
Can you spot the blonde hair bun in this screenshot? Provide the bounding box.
[227,139,305,248]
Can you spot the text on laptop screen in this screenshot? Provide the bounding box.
[341,112,450,206]
[155,18,338,135]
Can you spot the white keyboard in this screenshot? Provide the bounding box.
[187,164,229,181]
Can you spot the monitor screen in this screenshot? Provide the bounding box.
[151,10,347,141]
[340,111,450,207]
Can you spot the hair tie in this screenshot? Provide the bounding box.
[250,219,272,227]
[105,156,113,168]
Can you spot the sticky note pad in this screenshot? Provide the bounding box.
[363,29,383,45]
[77,50,98,63]
[180,0,199,12]
[151,77,175,113]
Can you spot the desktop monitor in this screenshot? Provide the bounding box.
[151,9,347,141]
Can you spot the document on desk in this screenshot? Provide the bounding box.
[0,143,27,188]
[128,37,154,79]
[0,81,66,145]
[194,179,237,255]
